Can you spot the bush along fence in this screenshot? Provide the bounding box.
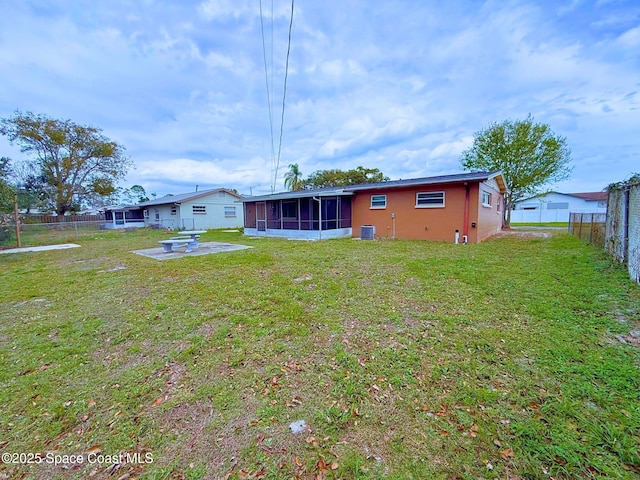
[569,212,606,247]
[605,175,640,285]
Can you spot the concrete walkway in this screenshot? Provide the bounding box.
[0,243,81,254]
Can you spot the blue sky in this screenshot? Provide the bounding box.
[1,0,638,197]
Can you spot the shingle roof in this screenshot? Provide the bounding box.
[243,171,506,202]
[134,188,240,207]
[518,191,608,203]
[569,192,608,201]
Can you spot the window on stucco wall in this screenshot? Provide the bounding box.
[370,195,387,209]
[416,191,445,208]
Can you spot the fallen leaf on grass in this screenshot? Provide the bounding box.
[500,448,514,459]
[436,404,449,417]
[286,396,303,407]
[493,439,502,447]
[305,436,319,447]
[85,445,101,454]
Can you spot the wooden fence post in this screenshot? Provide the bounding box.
[13,193,21,248]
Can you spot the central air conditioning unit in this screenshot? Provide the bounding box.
[360,225,375,240]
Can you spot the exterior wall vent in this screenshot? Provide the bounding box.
[360,225,375,240]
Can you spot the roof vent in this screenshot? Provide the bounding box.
[360,225,375,240]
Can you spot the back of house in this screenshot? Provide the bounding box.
[243,171,507,243]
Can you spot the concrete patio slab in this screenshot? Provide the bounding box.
[133,241,252,260]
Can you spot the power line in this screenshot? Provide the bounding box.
[258,0,276,192]
[273,0,294,193]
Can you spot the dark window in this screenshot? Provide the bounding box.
[416,191,445,207]
[282,200,297,219]
[547,202,569,210]
[370,195,387,208]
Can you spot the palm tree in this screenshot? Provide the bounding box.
[284,163,304,191]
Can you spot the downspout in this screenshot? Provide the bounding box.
[463,182,470,244]
[313,196,322,240]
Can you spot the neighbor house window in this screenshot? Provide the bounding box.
[497,197,501,212]
[219,191,226,198]
[224,206,236,218]
[547,202,569,210]
[481,191,491,207]
[143,210,149,218]
[170,207,177,215]
[370,195,387,209]
[416,191,445,208]
[193,205,206,214]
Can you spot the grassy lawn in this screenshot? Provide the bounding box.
[0,229,638,479]
[510,222,569,228]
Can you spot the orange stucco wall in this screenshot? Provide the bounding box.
[476,180,504,241]
[351,182,503,243]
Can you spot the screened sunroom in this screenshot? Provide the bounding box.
[243,190,353,240]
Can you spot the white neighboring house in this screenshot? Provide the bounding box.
[512,191,607,223]
[103,188,243,230]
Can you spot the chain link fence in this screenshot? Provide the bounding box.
[568,212,606,247]
[0,220,109,248]
[606,181,640,285]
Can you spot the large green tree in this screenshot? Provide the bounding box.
[461,115,572,227]
[0,111,131,215]
[10,159,48,213]
[284,163,304,191]
[302,166,389,189]
[0,157,14,212]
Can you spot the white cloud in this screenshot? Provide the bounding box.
[1,0,638,197]
[617,25,640,47]
[429,137,474,160]
[198,0,253,20]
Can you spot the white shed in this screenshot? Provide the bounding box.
[512,192,607,223]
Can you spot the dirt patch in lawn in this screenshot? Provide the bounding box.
[496,230,553,239]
